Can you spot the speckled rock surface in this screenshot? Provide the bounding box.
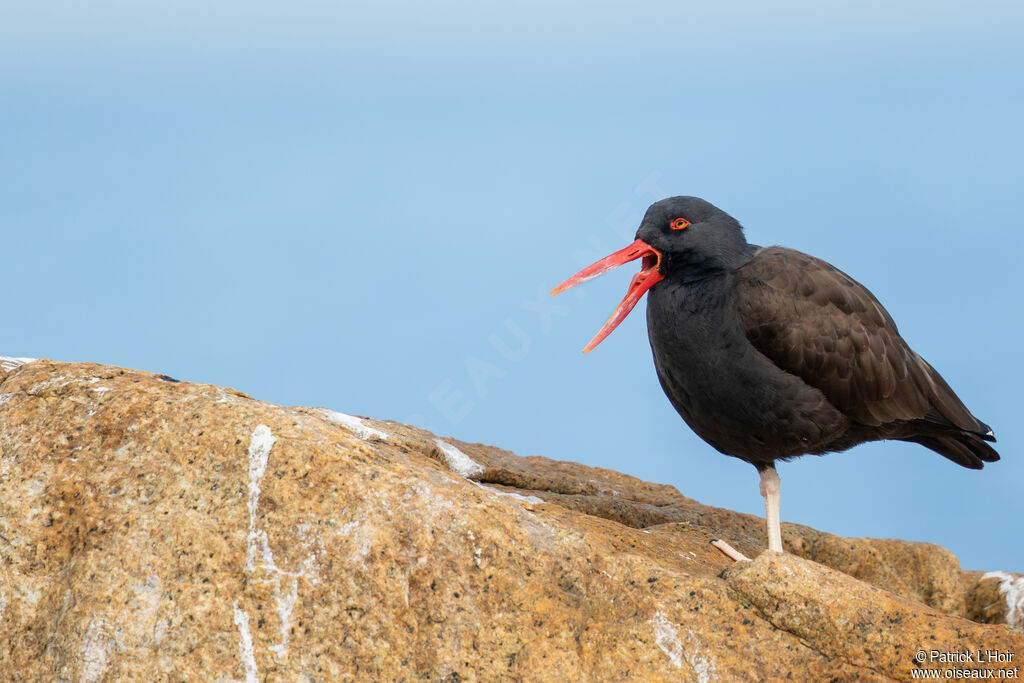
[726,553,1022,679]
[1,359,1021,681]
[964,570,1024,630]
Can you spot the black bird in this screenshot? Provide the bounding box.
[552,196,998,559]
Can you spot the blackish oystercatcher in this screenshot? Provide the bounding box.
[552,196,998,561]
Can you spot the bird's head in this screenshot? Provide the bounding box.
[552,196,749,353]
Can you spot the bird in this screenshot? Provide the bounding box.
[551,196,998,560]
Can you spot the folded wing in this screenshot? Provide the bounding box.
[732,247,997,468]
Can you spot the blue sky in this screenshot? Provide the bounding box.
[2,1,1021,570]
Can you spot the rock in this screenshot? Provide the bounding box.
[964,570,1024,629]
[1,359,1022,680]
[781,525,968,616]
[726,553,1021,679]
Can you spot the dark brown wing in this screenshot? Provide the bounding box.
[732,247,990,438]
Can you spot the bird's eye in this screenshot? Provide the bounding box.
[671,218,690,230]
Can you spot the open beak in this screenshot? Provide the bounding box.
[551,238,664,353]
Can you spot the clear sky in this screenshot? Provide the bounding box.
[2,1,1021,570]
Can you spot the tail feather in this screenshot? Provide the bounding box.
[906,432,1000,470]
[978,420,997,443]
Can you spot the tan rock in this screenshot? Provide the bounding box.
[1,359,1021,681]
[964,570,1024,629]
[726,553,1021,679]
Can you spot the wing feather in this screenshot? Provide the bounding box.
[733,247,984,433]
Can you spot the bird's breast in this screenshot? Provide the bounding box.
[645,278,847,462]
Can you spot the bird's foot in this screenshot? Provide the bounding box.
[710,538,751,562]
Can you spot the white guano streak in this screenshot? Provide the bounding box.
[318,408,389,440]
[245,425,277,573]
[982,571,1024,628]
[0,356,36,372]
[434,438,484,478]
[650,611,683,670]
[233,600,258,683]
[240,424,310,664]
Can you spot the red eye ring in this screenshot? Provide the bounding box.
[671,218,690,230]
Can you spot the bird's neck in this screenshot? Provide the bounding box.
[664,241,758,284]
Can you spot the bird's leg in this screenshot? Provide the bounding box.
[710,466,784,561]
[759,465,783,552]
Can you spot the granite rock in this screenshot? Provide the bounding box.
[1,359,1021,680]
[964,570,1024,630]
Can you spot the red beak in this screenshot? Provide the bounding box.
[551,238,664,353]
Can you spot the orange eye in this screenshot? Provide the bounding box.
[671,218,690,230]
